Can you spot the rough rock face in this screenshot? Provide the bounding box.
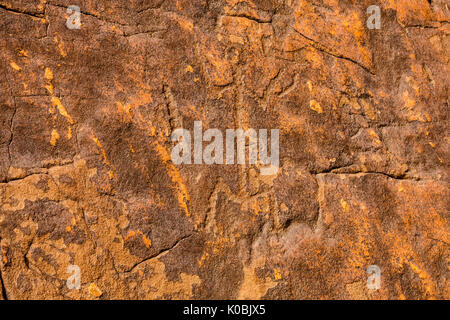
[0,0,448,300]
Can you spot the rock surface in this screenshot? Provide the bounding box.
[0,0,449,299]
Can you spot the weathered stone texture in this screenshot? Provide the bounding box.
[0,0,448,299]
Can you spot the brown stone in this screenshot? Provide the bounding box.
[0,0,448,300]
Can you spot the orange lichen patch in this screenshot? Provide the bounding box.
[88,283,103,298]
[18,49,29,57]
[44,67,53,81]
[53,34,67,57]
[136,116,191,217]
[67,126,72,140]
[108,170,115,180]
[198,234,232,267]
[185,65,194,73]
[124,230,137,241]
[48,104,56,115]
[244,195,271,217]
[198,252,210,267]
[274,268,283,280]
[37,0,46,11]
[52,97,75,124]
[50,129,60,146]
[43,67,55,94]
[368,129,379,139]
[310,100,323,114]
[10,61,22,71]
[153,141,191,217]
[124,230,152,248]
[92,137,111,166]
[45,84,54,95]
[340,199,349,212]
[402,91,416,109]
[411,113,431,123]
[142,234,152,248]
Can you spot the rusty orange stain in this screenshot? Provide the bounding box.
[50,129,60,146]
[10,61,22,71]
[52,97,75,124]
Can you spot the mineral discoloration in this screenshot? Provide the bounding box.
[0,0,448,299]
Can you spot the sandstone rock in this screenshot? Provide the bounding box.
[0,0,448,299]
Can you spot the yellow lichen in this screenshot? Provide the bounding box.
[88,283,103,298]
[340,199,349,212]
[10,61,21,71]
[52,97,75,124]
[50,129,60,146]
[310,100,323,114]
[274,268,283,281]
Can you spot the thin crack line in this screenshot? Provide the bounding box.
[123,234,193,273]
[47,2,128,26]
[0,4,44,19]
[293,29,375,75]
[224,14,272,24]
[315,170,421,181]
